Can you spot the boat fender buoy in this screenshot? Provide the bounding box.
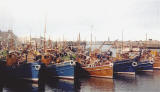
[35,65,41,70]
[149,60,154,64]
[70,60,75,65]
[132,62,138,67]
[109,63,113,67]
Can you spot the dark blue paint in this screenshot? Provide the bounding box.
[113,59,136,73]
[47,61,75,78]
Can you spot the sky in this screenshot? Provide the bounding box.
[0,0,160,41]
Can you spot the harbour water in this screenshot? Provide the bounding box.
[1,70,160,92]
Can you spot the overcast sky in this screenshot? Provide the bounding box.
[0,0,160,41]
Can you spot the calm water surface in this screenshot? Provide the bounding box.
[1,70,160,92]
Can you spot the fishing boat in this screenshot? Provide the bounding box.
[82,64,113,78]
[136,61,153,72]
[134,50,154,72]
[113,59,137,75]
[101,50,137,75]
[73,47,113,78]
[41,53,77,79]
[81,40,114,78]
[77,52,113,78]
[5,52,43,82]
[112,32,137,75]
[46,60,76,79]
[39,17,77,79]
[75,47,114,78]
[116,48,153,73]
[134,56,153,72]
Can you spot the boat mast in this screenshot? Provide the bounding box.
[29,32,32,49]
[10,32,14,51]
[144,33,148,50]
[43,17,47,53]
[48,36,52,49]
[90,25,93,56]
[78,32,81,53]
[121,30,123,54]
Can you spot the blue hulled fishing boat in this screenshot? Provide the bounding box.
[136,61,153,72]
[113,59,137,75]
[114,48,154,74]
[102,50,137,75]
[5,62,42,82]
[46,60,76,79]
[134,56,153,72]
[134,49,154,72]
[5,52,43,82]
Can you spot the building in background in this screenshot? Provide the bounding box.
[0,29,18,50]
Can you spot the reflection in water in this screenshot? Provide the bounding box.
[80,78,114,92]
[2,70,160,92]
[134,71,160,92]
[114,75,137,92]
[114,71,160,92]
[45,78,80,92]
[3,79,39,92]
[45,77,115,92]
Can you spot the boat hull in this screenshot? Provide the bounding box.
[153,57,160,69]
[0,60,6,82]
[83,65,113,78]
[46,61,76,79]
[153,62,160,69]
[5,62,42,82]
[136,61,153,72]
[113,59,137,75]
